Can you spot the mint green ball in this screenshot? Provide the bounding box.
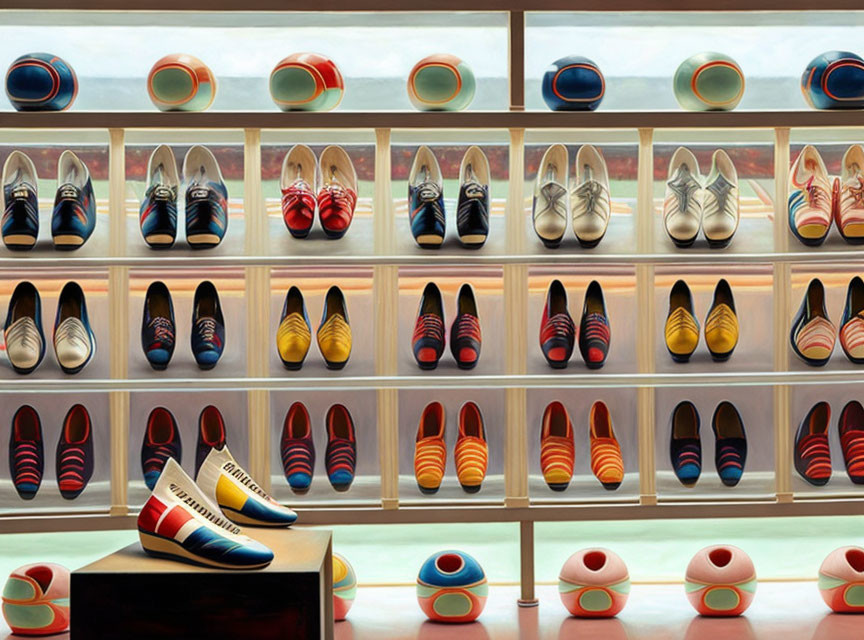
[674,52,745,111]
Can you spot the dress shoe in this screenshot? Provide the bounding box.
[53,281,96,374]
[788,145,832,246]
[413,282,445,370]
[836,144,864,244]
[589,401,623,490]
[455,402,487,493]
[670,401,701,487]
[318,145,357,239]
[408,146,445,248]
[4,281,45,374]
[571,144,610,248]
[277,286,311,370]
[540,279,575,369]
[325,404,356,492]
[578,280,610,369]
[456,146,490,248]
[665,280,699,363]
[704,279,738,361]
[9,405,42,500]
[540,401,574,491]
[139,145,178,248]
[450,283,481,370]
[790,278,836,367]
[280,144,317,238]
[794,402,832,486]
[839,400,864,484]
[840,276,864,364]
[56,404,93,499]
[141,281,175,370]
[663,147,702,247]
[415,402,446,494]
[141,406,181,490]
[533,144,568,248]
[183,145,228,249]
[195,405,226,478]
[191,280,225,370]
[712,401,746,487]
[51,151,96,250]
[280,402,315,494]
[317,285,351,369]
[702,149,739,248]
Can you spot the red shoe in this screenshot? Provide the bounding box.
[280,144,317,238]
[318,145,357,239]
[540,279,576,369]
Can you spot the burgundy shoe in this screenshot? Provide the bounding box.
[840,400,864,485]
[195,405,227,478]
[450,283,481,370]
[413,282,446,370]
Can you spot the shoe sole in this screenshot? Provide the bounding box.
[10,358,44,375]
[839,222,864,244]
[288,484,311,495]
[144,233,176,249]
[415,234,444,249]
[330,482,353,493]
[458,234,487,248]
[417,360,440,371]
[456,360,478,370]
[575,234,605,249]
[3,234,37,249]
[53,235,86,250]
[324,357,349,370]
[187,234,223,249]
[460,483,482,494]
[667,349,696,363]
[417,483,440,495]
[139,531,271,570]
[280,357,307,371]
[147,361,170,371]
[546,482,570,492]
[792,223,830,246]
[322,227,349,240]
[545,359,570,369]
[708,345,736,362]
[706,237,733,249]
[667,232,699,248]
[196,362,219,371]
[600,481,621,491]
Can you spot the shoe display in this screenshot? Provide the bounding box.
[141,406,182,490]
[139,144,179,249]
[665,280,699,363]
[281,402,315,494]
[1,150,39,250]
[540,401,574,491]
[702,149,740,248]
[670,401,701,487]
[195,405,226,478]
[571,144,611,248]
[9,405,43,500]
[589,400,624,490]
[454,401,487,493]
[415,401,446,494]
[704,279,738,362]
[711,401,746,487]
[664,147,702,248]
[317,285,352,369]
[788,145,832,246]
[794,401,832,487]
[138,457,274,569]
[51,151,96,250]
[578,280,610,369]
[540,279,576,369]
[837,144,864,244]
[456,146,490,248]
[277,286,312,370]
[325,404,356,492]
[53,281,96,375]
[191,280,225,370]
[790,278,836,367]
[317,145,357,239]
[533,144,568,248]
[413,282,446,370]
[839,400,864,485]
[408,145,446,248]
[141,281,175,371]
[56,404,93,500]
[450,283,481,370]
[280,144,317,238]
[840,276,864,364]
[183,145,228,249]
[196,444,297,527]
[4,281,45,374]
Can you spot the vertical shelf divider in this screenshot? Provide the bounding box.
[508,10,525,112]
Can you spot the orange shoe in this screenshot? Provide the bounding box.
[454,402,487,494]
[415,402,446,494]
[589,401,624,490]
[540,401,574,491]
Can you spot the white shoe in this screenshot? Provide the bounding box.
[53,281,95,374]
[571,144,611,248]
[664,146,703,247]
[837,144,864,243]
[788,145,833,247]
[4,281,44,374]
[702,149,740,248]
[533,144,569,248]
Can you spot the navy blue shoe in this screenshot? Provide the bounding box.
[412,282,446,370]
[51,151,96,250]
[139,145,179,249]
[191,280,225,370]
[183,146,227,249]
[4,281,46,375]
[141,406,182,490]
[670,401,701,487]
[10,405,43,500]
[56,404,94,500]
[457,146,490,248]
[2,151,39,250]
[408,146,446,249]
[712,401,747,487]
[141,281,175,371]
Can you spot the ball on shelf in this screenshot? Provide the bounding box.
[818,546,864,613]
[416,550,487,623]
[685,545,756,616]
[270,53,344,112]
[5,53,77,111]
[407,54,475,112]
[1,563,70,636]
[147,54,216,112]
[673,52,745,111]
[333,552,357,621]
[801,50,864,110]
[541,56,605,112]
[558,548,630,617]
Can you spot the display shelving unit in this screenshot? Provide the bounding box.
[1,2,863,606]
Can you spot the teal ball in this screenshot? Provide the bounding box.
[673,52,745,111]
[407,54,475,111]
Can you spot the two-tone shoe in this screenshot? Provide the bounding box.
[712,401,746,487]
[318,145,357,239]
[664,147,703,247]
[325,404,356,492]
[413,282,446,370]
[9,405,43,500]
[139,145,179,248]
[280,402,315,494]
[702,149,740,248]
[141,281,175,370]
[540,401,574,491]
[195,405,226,478]
[277,286,312,370]
[540,279,576,369]
[51,151,96,250]
[4,281,45,374]
[56,404,93,500]
[589,401,624,490]
[665,280,699,363]
[415,401,446,494]
[794,401,832,486]
[840,400,864,485]
[533,144,569,248]
[670,401,701,487]
[788,145,832,246]
[141,406,182,490]
[409,145,446,248]
[571,144,611,248]
[317,285,351,369]
[578,280,610,369]
[280,144,317,238]
[840,276,864,364]
[183,145,228,249]
[53,281,96,375]
[454,402,488,493]
[191,280,225,370]
[456,146,490,248]
[837,144,864,244]
[450,283,481,370]
[1,151,39,250]
[790,278,836,367]
[704,279,738,362]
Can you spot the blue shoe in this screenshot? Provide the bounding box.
[191,280,225,370]
[712,401,747,487]
[456,146,490,248]
[53,281,96,375]
[2,151,39,250]
[140,145,178,249]
[4,281,46,375]
[183,145,227,249]
[51,150,96,250]
[670,401,701,487]
[141,281,175,370]
[408,145,445,249]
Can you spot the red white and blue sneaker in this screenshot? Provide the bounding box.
[141,406,182,490]
[9,405,43,500]
[1,151,39,250]
[138,457,274,570]
[56,404,93,500]
[325,404,356,492]
[139,145,179,249]
[51,151,96,250]
[183,145,228,249]
[281,144,317,238]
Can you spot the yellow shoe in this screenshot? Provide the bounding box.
[317,285,351,370]
[277,286,311,370]
[665,279,700,363]
[705,279,738,361]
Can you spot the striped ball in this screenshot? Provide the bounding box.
[416,550,487,623]
[5,53,77,111]
[147,54,216,112]
[818,546,864,613]
[1,563,70,636]
[685,545,756,616]
[541,56,605,111]
[802,51,864,110]
[674,52,745,111]
[333,553,357,621]
[407,54,475,112]
[270,53,344,112]
[559,548,630,618]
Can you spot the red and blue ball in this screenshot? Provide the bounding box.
[5,53,77,111]
[416,550,487,623]
[802,51,864,110]
[541,56,605,111]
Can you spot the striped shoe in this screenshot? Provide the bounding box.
[277,286,312,370]
[51,151,96,250]
[139,145,178,248]
[540,401,574,492]
[665,280,700,363]
[705,279,738,362]
[791,278,836,367]
[408,146,446,249]
[840,276,864,364]
[572,144,611,248]
[711,401,747,487]
[840,400,864,485]
[56,404,93,500]
[837,144,864,244]
[413,282,446,370]
[663,146,702,248]
[138,457,274,570]
[578,280,610,369]
[53,281,96,375]
[670,401,701,487]
[317,146,357,239]
[317,286,352,370]
[455,402,488,493]
[325,404,356,492]
[1,150,39,250]
[280,144,317,238]
[456,146,490,248]
[788,145,832,246]
[141,407,182,491]
[795,401,832,487]
[589,401,623,490]
[415,402,446,494]
[540,279,576,369]
[183,145,228,249]
[450,283,481,370]
[9,405,43,500]
[280,402,315,494]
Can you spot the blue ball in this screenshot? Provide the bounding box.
[801,51,864,110]
[541,56,604,111]
[5,53,78,111]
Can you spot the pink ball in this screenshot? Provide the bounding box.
[558,548,630,617]
[685,545,756,616]
[818,546,864,613]
[1,563,70,636]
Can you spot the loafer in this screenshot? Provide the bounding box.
[703,149,739,248]
[317,285,351,369]
[704,279,738,362]
[665,280,699,363]
[533,144,568,248]
[325,404,356,492]
[413,282,446,370]
[456,146,490,248]
[141,281,175,370]
[571,144,610,248]
[712,401,747,487]
[540,401,574,491]
[670,401,701,487]
[663,146,702,247]
[280,402,315,494]
[839,400,864,485]
[840,276,864,364]
[790,278,836,367]
[51,151,96,250]
[4,281,45,374]
[9,405,43,500]
[53,281,96,375]
[415,401,446,494]
[794,402,832,486]
[408,145,445,248]
[191,280,225,370]
[280,144,317,238]
[837,144,864,244]
[589,400,623,490]
[195,405,226,478]
[318,145,357,239]
[183,145,228,249]
[56,404,94,500]
[540,279,575,369]
[141,406,182,491]
[139,144,179,249]
[578,280,610,369]
[788,145,832,246]
[277,286,312,370]
[455,402,487,494]
[1,151,39,250]
[450,283,481,370]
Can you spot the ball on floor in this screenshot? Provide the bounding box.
[541,56,605,111]
[685,545,756,616]
[270,53,344,112]
[1,563,70,635]
[407,54,475,111]
[819,546,864,613]
[147,54,216,112]
[801,50,864,110]
[333,552,357,621]
[673,52,745,111]
[5,53,77,111]
[416,550,487,623]
[558,548,630,617]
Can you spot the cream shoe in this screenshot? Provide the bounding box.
[837,144,864,244]
[664,146,703,248]
[533,144,568,248]
[571,144,610,248]
[788,145,832,247]
[702,149,740,248]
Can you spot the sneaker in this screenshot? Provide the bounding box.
[450,283,481,370]
[1,151,39,250]
[195,405,226,478]
[53,281,96,375]
[415,401,446,494]
[533,144,568,248]
[540,279,575,369]
[277,286,311,371]
[325,404,356,492]
[540,401,574,491]
[317,285,351,370]
[454,401,487,493]
[141,281,175,371]
[141,406,182,490]
[9,405,43,500]
[280,402,315,494]
[578,280,610,369]
[794,401,832,487]
[191,281,225,370]
[837,144,864,244]
[589,401,623,490]
[571,145,611,248]
[839,400,864,485]
[183,145,228,249]
[4,281,45,374]
[663,147,702,248]
[51,151,96,250]
[703,149,740,248]
[56,404,94,500]
[280,144,317,238]
[139,145,179,249]
[456,146,490,248]
[317,145,357,239]
[712,401,747,487]
[705,279,738,362]
[408,146,446,248]
[138,457,274,569]
[665,280,700,363]
[790,278,836,367]
[670,401,701,487]
[788,145,832,246]
[839,276,864,364]
[413,282,446,370]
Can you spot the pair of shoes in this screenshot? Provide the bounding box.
[791,277,864,366]
[795,401,864,486]
[281,145,357,239]
[788,145,864,246]
[539,401,623,491]
[664,147,739,248]
[4,281,95,375]
[533,144,610,248]
[414,402,487,494]
[2,150,96,250]
[412,283,480,370]
[9,404,94,500]
[670,401,747,488]
[141,280,224,371]
[665,279,738,363]
[139,145,228,249]
[277,285,351,370]
[408,145,490,249]
[540,279,610,369]
[280,403,356,493]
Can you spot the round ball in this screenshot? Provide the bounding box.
[147,54,216,112]
[819,546,864,613]
[270,53,344,112]
[673,52,745,111]
[558,548,630,617]
[685,545,756,616]
[333,552,357,621]
[801,51,864,110]
[541,56,605,111]
[1,563,70,636]
[5,53,77,112]
[416,550,487,623]
[407,54,475,112]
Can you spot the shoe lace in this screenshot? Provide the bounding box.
[196,317,217,344]
[414,314,445,343]
[668,166,699,214]
[149,316,174,344]
[546,313,575,339]
[417,181,442,202]
[540,182,567,217]
[462,181,485,199]
[573,180,604,217]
